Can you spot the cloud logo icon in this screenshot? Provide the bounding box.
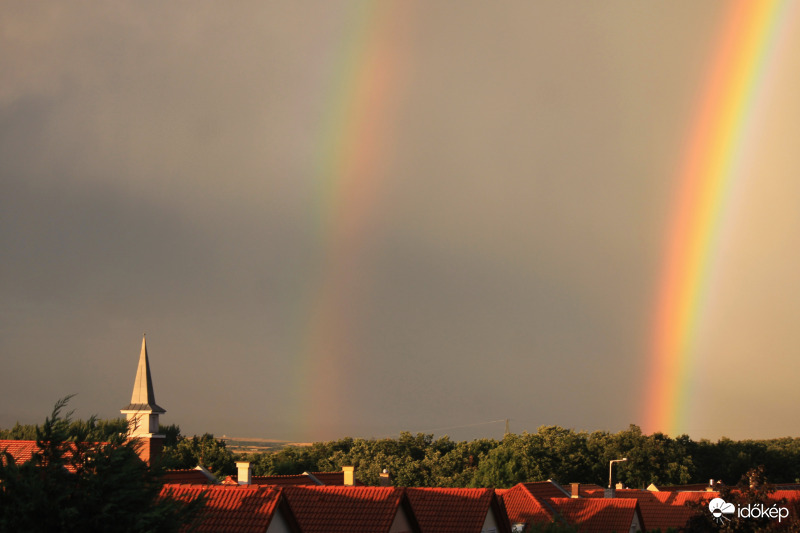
[709,498,735,524]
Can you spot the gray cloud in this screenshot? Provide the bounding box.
[2,2,799,441]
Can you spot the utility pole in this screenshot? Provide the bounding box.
[504,419,510,437]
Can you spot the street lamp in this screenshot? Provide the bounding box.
[608,458,628,489]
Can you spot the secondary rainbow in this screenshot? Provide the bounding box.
[643,0,794,436]
[288,2,413,438]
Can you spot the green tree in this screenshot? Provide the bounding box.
[471,440,528,488]
[0,422,38,440]
[0,397,204,533]
[159,424,182,448]
[0,417,128,442]
[161,433,235,478]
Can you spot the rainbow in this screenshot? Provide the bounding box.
[289,2,414,438]
[643,0,794,436]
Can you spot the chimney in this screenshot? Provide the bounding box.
[571,483,581,498]
[604,488,615,498]
[616,482,624,490]
[342,466,355,486]
[236,461,252,485]
[379,469,391,487]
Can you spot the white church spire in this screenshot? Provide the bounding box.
[123,335,165,413]
[120,335,166,465]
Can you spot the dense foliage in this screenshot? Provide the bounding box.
[241,425,800,488]
[160,433,236,479]
[0,398,204,533]
[6,414,800,489]
[0,418,128,441]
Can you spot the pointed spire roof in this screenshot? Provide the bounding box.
[122,335,166,413]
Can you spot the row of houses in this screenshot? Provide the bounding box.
[158,468,800,533]
[160,481,504,533]
[4,337,799,532]
[157,471,647,533]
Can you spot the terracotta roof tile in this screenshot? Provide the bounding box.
[771,490,800,502]
[521,481,571,499]
[576,490,715,531]
[636,501,696,531]
[250,471,363,486]
[590,490,700,531]
[164,469,215,485]
[0,440,38,465]
[406,487,507,533]
[662,491,717,506]
[160,484,297,533]
[548,498,641,533]
[282,485,409,533]
[655,483,716,492]
[499,484,554,528]
[0,439,83,473]
[562,484,604,498]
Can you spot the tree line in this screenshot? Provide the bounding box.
[5,418,800,488]
[239,425,800,488]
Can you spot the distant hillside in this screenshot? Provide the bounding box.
[221,436,313,455]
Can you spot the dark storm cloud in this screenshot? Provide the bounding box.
[3,2,800,441]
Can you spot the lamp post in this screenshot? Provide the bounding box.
[608,458,628,489]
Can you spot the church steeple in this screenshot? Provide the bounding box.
[120,335,166,465]
[122,335,165,413]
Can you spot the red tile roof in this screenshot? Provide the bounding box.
[655,483,716,492]
[499,485,554,528]
[164,468,215,485]
[520,481,571,499]
[563,484,604,497]
[585,489,716,507]
[657,491,718,506]
[0,439,81,472]
[160,484,299,533]
[637,501,696,531]
[771,490,800,502]
[0,440,38,465]
[595,490,700,531]
[406,487,510,533]
[250,471,363,486]
[282,485,413,533]
[548,498,641,533]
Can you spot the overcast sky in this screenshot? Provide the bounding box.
[2,2,799,443]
